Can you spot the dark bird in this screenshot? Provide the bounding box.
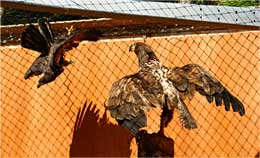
[107,42,245,135]
[21,19,101,88]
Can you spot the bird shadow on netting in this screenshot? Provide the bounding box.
[69,100,132,157]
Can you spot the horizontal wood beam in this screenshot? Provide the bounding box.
[1,1,259,30]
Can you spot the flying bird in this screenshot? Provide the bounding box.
[21,19,101,88]
[107,42,245,135]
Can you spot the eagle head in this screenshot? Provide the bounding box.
[129,42,159,67]
[129,42,153,54]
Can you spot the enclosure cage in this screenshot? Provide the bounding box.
[1,0,260,157]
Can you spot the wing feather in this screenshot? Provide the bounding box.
[48,29,102,69]
[107,73,162,135]
[21,24,49,54]
[108,74,153,119]
[37,20,54,45]
[168,64,245,116]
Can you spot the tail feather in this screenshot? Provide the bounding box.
[108,103,147,135]
[177,98,197,129]
[117,111,147,135]
[166,94,197,129]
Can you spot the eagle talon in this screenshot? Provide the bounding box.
[63,58,73,66]
[66,25,74,36]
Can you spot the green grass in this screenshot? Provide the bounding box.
[217,0,260,7]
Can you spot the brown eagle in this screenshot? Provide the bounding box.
[22,19,101,88]
[107,42,245,135]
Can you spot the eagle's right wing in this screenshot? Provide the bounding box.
[108,73,162,135]
[48,29,102,69]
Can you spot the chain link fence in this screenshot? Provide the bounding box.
[1,1,259,157]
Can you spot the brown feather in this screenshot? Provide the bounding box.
[48,29,101,70]
[24,56,48,79]
[22,19,102,88]
[108,73,164,135]
[169,64,245,116]
[108,42,245,136]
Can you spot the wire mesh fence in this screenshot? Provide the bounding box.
[1,30,259,157]
[1,0,260,157]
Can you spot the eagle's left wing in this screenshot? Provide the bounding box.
[167,64,245,116]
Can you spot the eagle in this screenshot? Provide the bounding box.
[107,42,245,135]
[22,19,101,88]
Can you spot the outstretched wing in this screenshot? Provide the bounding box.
[168,64,245,116]
[21,20,53,55]
[48,29,102,69]
[108,72,163,135]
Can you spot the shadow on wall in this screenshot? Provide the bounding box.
[70,100,132,157]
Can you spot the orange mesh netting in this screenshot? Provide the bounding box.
[1,31,259,157]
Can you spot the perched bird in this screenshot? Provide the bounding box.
[107,42,245,135]
[22,19,101,88]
